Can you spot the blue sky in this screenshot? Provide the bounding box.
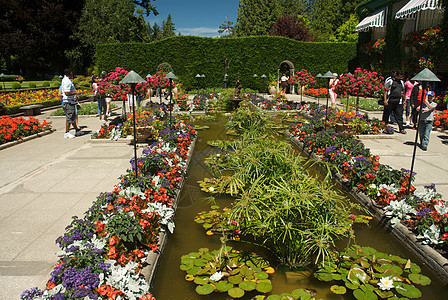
[146,0,239,37]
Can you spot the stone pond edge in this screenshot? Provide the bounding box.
[285,130,448,284]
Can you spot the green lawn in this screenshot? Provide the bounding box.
[1,80,60,89]
[340,96,383,111]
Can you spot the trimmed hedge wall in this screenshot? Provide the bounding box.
[96,36,356,91]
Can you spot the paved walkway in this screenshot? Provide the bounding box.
[1,95,447,299]
[0,102,139,299]
[289,94,448,199]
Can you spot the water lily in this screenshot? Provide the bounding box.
[378,276,394,290]
[210,271,224,282]
[208,186,215,192]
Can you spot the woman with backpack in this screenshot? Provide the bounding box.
[382,69,406,134]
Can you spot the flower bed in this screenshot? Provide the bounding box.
[0,116,52,145]
[434,110,448,130]
[303,88,328,98]
[21,121,196,300]
[288,116,448,261]
[248,93,300,111]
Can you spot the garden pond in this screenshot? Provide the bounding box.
[152,115,446,299]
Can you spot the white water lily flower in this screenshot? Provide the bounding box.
[378,276,394,290]
[210,271,224,282]
[208,186,215,192]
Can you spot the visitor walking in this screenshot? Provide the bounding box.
[417,91,437,151]
[382,69,406,134]
[101,71,112,117]
[404,75,416,126]
[92,75,106,122]
[409,81,428,130]
[329,73,339,108]
[61,68,82,138]
[280,73,289,93]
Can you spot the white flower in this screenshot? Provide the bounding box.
[208,186,215,192]
[210,271,224,282]
[378,276,394,290]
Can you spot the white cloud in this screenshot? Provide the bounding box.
[177,27,219,37]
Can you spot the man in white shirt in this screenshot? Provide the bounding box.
[61,69,82,138]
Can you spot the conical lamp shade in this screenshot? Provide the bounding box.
[120,70,146,84]
[321,71,335,79]
[411,68,440,82]
[316,73,322,78]
[165,72,178,79]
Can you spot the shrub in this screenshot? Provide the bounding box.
[53,80,61,87]
[11,82,21,89]
[28,82,37,88]
[42,81,50,87]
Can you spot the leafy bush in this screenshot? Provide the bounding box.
[42,81,50,87]
[28,82,36,88]
[11,82,21,89]
[53,80,61,87]
[217,89,236,111]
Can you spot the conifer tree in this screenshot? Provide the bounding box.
[234,0,280,36]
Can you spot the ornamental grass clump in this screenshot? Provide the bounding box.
[199,106,363,267]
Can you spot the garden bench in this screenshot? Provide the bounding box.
[20,104,44,116]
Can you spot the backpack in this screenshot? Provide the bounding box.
[388,78,404,101]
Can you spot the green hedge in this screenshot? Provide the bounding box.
[96,36,356,91]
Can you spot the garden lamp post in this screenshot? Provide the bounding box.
[146,74,152,102]
[321,71,335,130]
[201,74,206,89]
[316,73,322,105]
[261,74,266,97]
[120,70,146,177]
[407,68,440,195]
[224,73,228,89]
[0,73,5,90]
[253,74,258,95]
[346,72,352,112]
[165,72,177,128]
[195,74,201,90]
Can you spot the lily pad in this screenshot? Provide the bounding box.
[240,266,254,277]
[228,287,245,298]
[254,271,269,280]
[409,263,421,274]
[315,270,333,282]
[239,280,256,291]
[193,258,208,267]
[215,280,233,292]
[228,274,243,285]
[395,282,422,298]
[330,285,347,295]
[187,266,201,275]
[266,295,281,300]
[195,284,215,295]
[374,289,393,298]
[256,281,273,293]
[348,267,369,285]
[194,276,209,285]
[291,289,311,300]
[361,247,378,255]
[180,263,193,271]
[353,289,378,300]
[382,263,403,275]
[408,273,431,286]
[345,281,359,290]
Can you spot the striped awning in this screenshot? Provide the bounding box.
[395,0,440,19]
[355,7,387,32]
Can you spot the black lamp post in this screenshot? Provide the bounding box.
[195,74,201,90]
[120,70,146,177]
[321,71,336,130]
[346,72,352,112]
[146,74,152,102]
[253,74,258,94]
[316,73,322,105]
[0,73,5,90]
[165,72,177,128]
[407,68,440,195]
[224,73,228,89]
[261,74,266,97]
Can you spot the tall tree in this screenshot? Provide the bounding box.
[218,16,235,37]
[234,0,281,36]
[330,14,359,43]
[0,0,84,74]
[277,0,308,16]
[269,15,315,41]
[152,22,163,41]
[162,13,176,38]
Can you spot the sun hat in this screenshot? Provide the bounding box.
[101,71,107,75]
[425,91,435,97]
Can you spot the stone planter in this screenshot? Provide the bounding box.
[268,86,277,95]
[136,126,153,143]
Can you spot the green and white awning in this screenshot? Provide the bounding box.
[355,7,387,32]
[395,0,440,19]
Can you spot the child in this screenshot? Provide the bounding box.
[418,91,437,151]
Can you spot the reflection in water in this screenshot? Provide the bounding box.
[152,116,446,299]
